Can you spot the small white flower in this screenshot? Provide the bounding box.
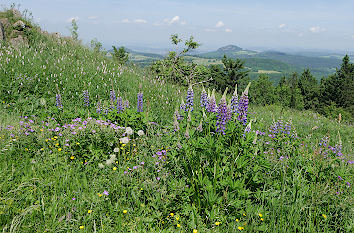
[120,137,129,144]
[125,127,133,135]
[106,159,114,165]
[98,163,105,168]
[110,154,116,161]
[113,147,120,153]
[137,130,144,136]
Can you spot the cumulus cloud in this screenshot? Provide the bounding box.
[225,28,232,33]
[215,20,224,28]
[309,26,326,33]
[134,19,147,24]
[278,23,286,29]
[153,16,185,26]
[121,18,130,23]
[169,16,180,25]
[66,16,79,23]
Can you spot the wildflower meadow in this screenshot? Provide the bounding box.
[0,8,353,233]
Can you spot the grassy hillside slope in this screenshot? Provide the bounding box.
[0,9,353,233]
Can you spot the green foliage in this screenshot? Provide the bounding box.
[209,55,249,92]
[320,55,354,118]
[150,34,204,85]
[70,18,78,40]
[251,75,276,105]
[111,46,129,65]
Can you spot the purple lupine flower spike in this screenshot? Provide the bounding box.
[207,89,216,113]
[186,85,194,111]
[56,93,63,110]
[216,88,229,134]
[83,90,90,107]
[116,96,124,113]
[200,86,208,108]
[124,99,130,109]
[137,92,143,112]
[237,83,251,125]
[174,105,182,120]
[180,98,186,111]
[230,85,238,114]
[96,100,102,113]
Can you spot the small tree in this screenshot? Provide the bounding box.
[70,19,78,40]
[90,38,103,53]
[111,46,129,65]
[150,34,202,85]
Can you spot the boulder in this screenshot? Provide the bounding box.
[11,9,22,18]
[0,18,10,28]
[13,20,26,31]
[9,35,28,47]
[0,22,4,41]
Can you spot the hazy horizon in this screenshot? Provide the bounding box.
[2,0,354,53]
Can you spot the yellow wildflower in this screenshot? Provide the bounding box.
[322,214,327,219]
[175,216,179,221]
[177,224,181,228]
[170,213,174,217]
[243,213,246,216]
[259,213,263,217]
[55,143,59,146]
[123,210,127,214]
[261,218,264,221]
[113,167,117,171]
[215,221,221,226]
[88,210,92,214]
[70,156,75,160]
[97,193,102,197]
[236,218,239,222]
[58,148,62,151]
[238,226,244,230]
[193,230,198,233]
[79,226,84,230]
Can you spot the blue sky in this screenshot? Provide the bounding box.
[2,0,354,52]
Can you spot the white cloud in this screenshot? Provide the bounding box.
[169,16,180,25]
[134,19,147,24]
[205,28,216,32]
[298,32,304,37]
[278,23,286,29]
[309,26,326,33]
[352,35,354,39]
[122,19,130,23]
[225,28,232,33]
[153,16,185,26]
[88,16,98,20]
[215,20,224,28]
[66,16,79,23]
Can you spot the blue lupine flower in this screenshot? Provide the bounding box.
[116,97,124,113]
[200,87,208,108]
[56,93,63,109]
[237,83,250,124]
[216,89,228,134]
[186,85,194,111]
[83,90,90,107]
[137,92,143,112]
[207,89,216,113]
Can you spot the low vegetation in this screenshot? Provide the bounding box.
[0,7,353,232]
